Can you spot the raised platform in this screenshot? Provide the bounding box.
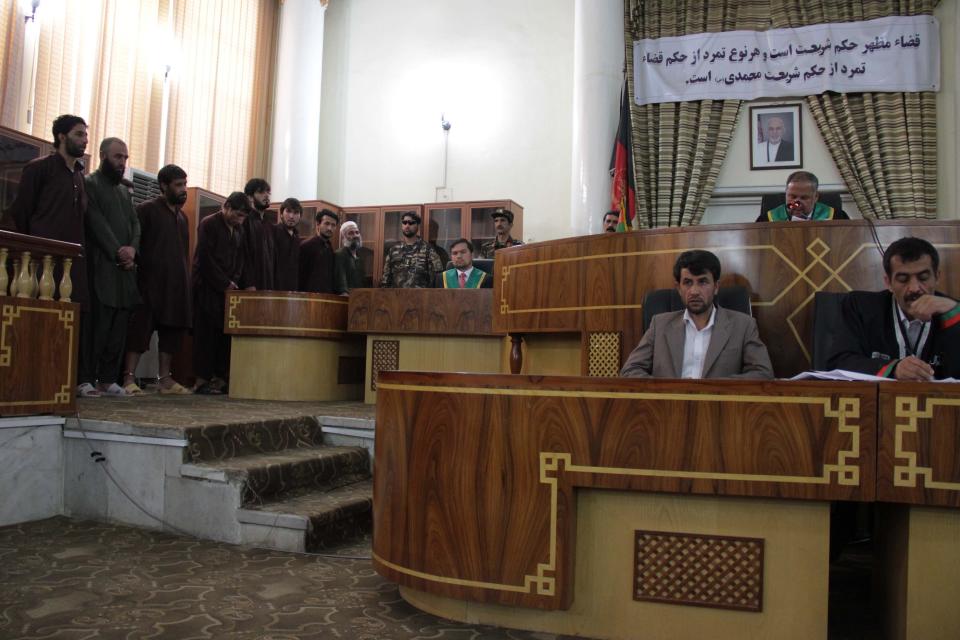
[49,394,378,552]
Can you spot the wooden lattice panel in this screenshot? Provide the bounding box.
[634,530,764,612]
[371,340,399,391]
[587,331,621,377]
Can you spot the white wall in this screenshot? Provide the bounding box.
[0,418,63,527]
[938,0,959,220]
[317,0,576,243]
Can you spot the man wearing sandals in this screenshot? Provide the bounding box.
[84,137,140,396]
[121,164,193,395]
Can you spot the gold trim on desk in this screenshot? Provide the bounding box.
[894,395,960,492]
[0,303,75,406]
[376,382,862,598]
[226,294,348,333]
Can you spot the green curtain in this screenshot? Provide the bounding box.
[624,0,770,227]
[770,0,937,219]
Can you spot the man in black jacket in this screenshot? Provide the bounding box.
[826,237,960,380]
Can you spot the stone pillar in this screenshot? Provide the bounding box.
[270,0,328,200]
[569,0,625,236]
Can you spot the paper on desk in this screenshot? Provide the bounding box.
[790,369,960,382]
[790,369,891,381]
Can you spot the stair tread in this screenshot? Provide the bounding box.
[185,445,367,474]
[242,479,373,518]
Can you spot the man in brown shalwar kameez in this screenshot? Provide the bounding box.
[240,178,274,290]
[272,197,302,291]
[5,114,96,396]
[191,192,250,394]
[121,164,193,395]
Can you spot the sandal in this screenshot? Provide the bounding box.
[160,381,192,395]
[76,382,102,398]
[123,382,144,395]
[193,382,222,395]
[99,383,128,397]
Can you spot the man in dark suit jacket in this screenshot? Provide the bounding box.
[825,237,960,380]
[620,250,773,379]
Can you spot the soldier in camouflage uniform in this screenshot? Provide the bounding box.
[479,208,522,258]
[380,212,443,288]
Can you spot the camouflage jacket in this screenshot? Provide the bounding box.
[479,236,523,259]
[380,239,443,288]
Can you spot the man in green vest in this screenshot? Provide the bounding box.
[756,171,850,222]
[435,238,492,289]
[84,137,141,395]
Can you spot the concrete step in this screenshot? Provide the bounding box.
[181,445,370,504]
[237,479,373,553]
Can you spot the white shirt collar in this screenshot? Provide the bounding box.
[682,305,717,332]
[457,266,474,277]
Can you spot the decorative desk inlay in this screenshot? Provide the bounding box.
[634,530,764,612]
[587,331,622,377]
[371,340,400,391]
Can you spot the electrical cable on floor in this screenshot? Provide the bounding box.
[71,409,371,561]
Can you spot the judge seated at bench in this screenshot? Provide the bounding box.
[756,171,849,222]
[435,238,492,289]
[824,237,960,380]
[620,250,773,379]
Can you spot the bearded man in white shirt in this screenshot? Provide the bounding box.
[620,250,774,379]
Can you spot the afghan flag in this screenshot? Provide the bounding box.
[609,84,636,232]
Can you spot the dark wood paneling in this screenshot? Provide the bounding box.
[0,296,78,416]
[347,289,495,335]
[372,372,876,610]
[224,291,349,338]
[878,382,960,508]
[493,220,960,377]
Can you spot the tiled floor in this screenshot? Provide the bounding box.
[0,517,577,640]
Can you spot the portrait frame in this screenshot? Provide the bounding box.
[749,104,802,171]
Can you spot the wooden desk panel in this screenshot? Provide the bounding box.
[348,289,494,335]
[224,291,348,339]
[879,382,960,508]
[494,220,960,377]
[373,372,876,610]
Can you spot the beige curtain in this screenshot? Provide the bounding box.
[166,0,278,195]
[0,0,277,194]
[624,0,770,228]
[0,1,17,128]
[770,0,937,219]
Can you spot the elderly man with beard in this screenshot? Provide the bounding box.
[334,220,368,294]
[826,237,960,380]
[6,115,95,395]
[121,164,193,395]
[272,197,302,291]
[83,137,140,395]
[240,178,275,290]
[620,250,773,379]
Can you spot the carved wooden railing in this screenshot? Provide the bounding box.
[0,229,81,301]
[1,230,82,416]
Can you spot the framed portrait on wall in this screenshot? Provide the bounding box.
[750,104,802,170]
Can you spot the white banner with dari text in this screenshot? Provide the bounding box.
[633,15,939,105]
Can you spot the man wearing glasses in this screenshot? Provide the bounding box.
[380,212,443,288]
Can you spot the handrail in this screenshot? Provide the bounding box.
[0,229,83,302]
